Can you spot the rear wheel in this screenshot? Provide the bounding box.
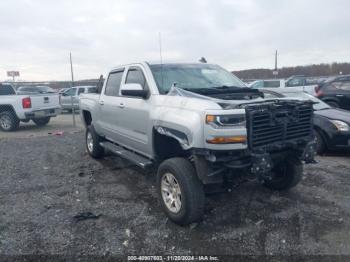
[157,158,205,225]
[33,117,50,126]
[263,157,303,190]
[86,125,104,158]
[0,111,19,131]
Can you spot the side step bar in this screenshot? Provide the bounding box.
[100,141,153,169]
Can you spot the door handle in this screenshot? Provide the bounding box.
[336,94,344,97]
[99,100,104,105]
[118,103,125,108]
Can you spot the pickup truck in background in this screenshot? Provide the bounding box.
[60,86,97,111]
[249,75,319,95]
[0,83,61,131]
[80,62,316,225]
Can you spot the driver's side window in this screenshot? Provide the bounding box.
[125,67,149,90]
[286,78,303,87]
[65,88,76,96]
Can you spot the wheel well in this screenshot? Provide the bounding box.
[314,126,329,148]
[82,110,92,126]
[322,98,339,105]
[0,105,16,114]
[153,129,189,161]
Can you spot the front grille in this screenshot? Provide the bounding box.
[245,101,314,149]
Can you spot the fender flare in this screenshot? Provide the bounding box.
[154,125,191,150]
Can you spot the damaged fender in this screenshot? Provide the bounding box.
[154,125,192,150]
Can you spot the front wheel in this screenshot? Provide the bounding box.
[157,158,205,225]
[263,157,303,190]
[33,117,50,126]
[86,125,104,158]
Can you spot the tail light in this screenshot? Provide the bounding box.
[315,85,320,93]
[22,97,32,108]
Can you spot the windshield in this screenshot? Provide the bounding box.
[150,63,246,94]
[283,92,330,110]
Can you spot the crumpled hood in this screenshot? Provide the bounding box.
[167,86,266,108]
[166,86,299,109]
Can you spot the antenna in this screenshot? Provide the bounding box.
[158,32,163,64]
[158,32,164,89]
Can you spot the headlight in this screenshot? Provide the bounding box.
[330,120,350,132]
[206,114,246,128]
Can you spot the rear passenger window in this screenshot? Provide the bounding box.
[105,71,124,96]
[78,88,85,95]
[263,81,280,88]
[87,87,97,93]
[125,67,148,89]
[0,85,16,95]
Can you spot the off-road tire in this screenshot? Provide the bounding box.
[263,157,303,190]
[86,125,104,158]
[33,117,50,126]
[157,157,205,225]
[315,129,326,154]
[0,111,20,131]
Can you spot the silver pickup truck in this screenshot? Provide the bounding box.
[80,62,316,225]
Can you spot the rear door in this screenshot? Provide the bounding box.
[97,69,125,142]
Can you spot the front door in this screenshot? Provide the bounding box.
[116,66,152,157]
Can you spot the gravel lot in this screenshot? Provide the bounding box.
[1,116,350,259]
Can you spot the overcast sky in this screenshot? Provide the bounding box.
[0,0,349,81]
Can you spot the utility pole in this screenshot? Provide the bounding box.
[273,50,278,78]
[70,52,76,127]
[70,52,74,84]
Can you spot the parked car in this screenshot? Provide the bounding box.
[17,86,56,95]
[60,86,97,111]
[315,75,350,110]
[249,79,285,88]
[260,88,350,154]
[79,62,316,225]
[0,83,61,131]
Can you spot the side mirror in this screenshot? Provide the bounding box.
[121,83,149,99]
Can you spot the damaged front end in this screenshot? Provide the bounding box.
[194,99,316,184]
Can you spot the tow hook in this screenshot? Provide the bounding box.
[301,141,317,164]
[251,153,273,180]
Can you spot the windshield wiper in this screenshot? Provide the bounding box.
[211,85,244,89]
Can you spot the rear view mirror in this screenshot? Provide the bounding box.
[121,83,149,99]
